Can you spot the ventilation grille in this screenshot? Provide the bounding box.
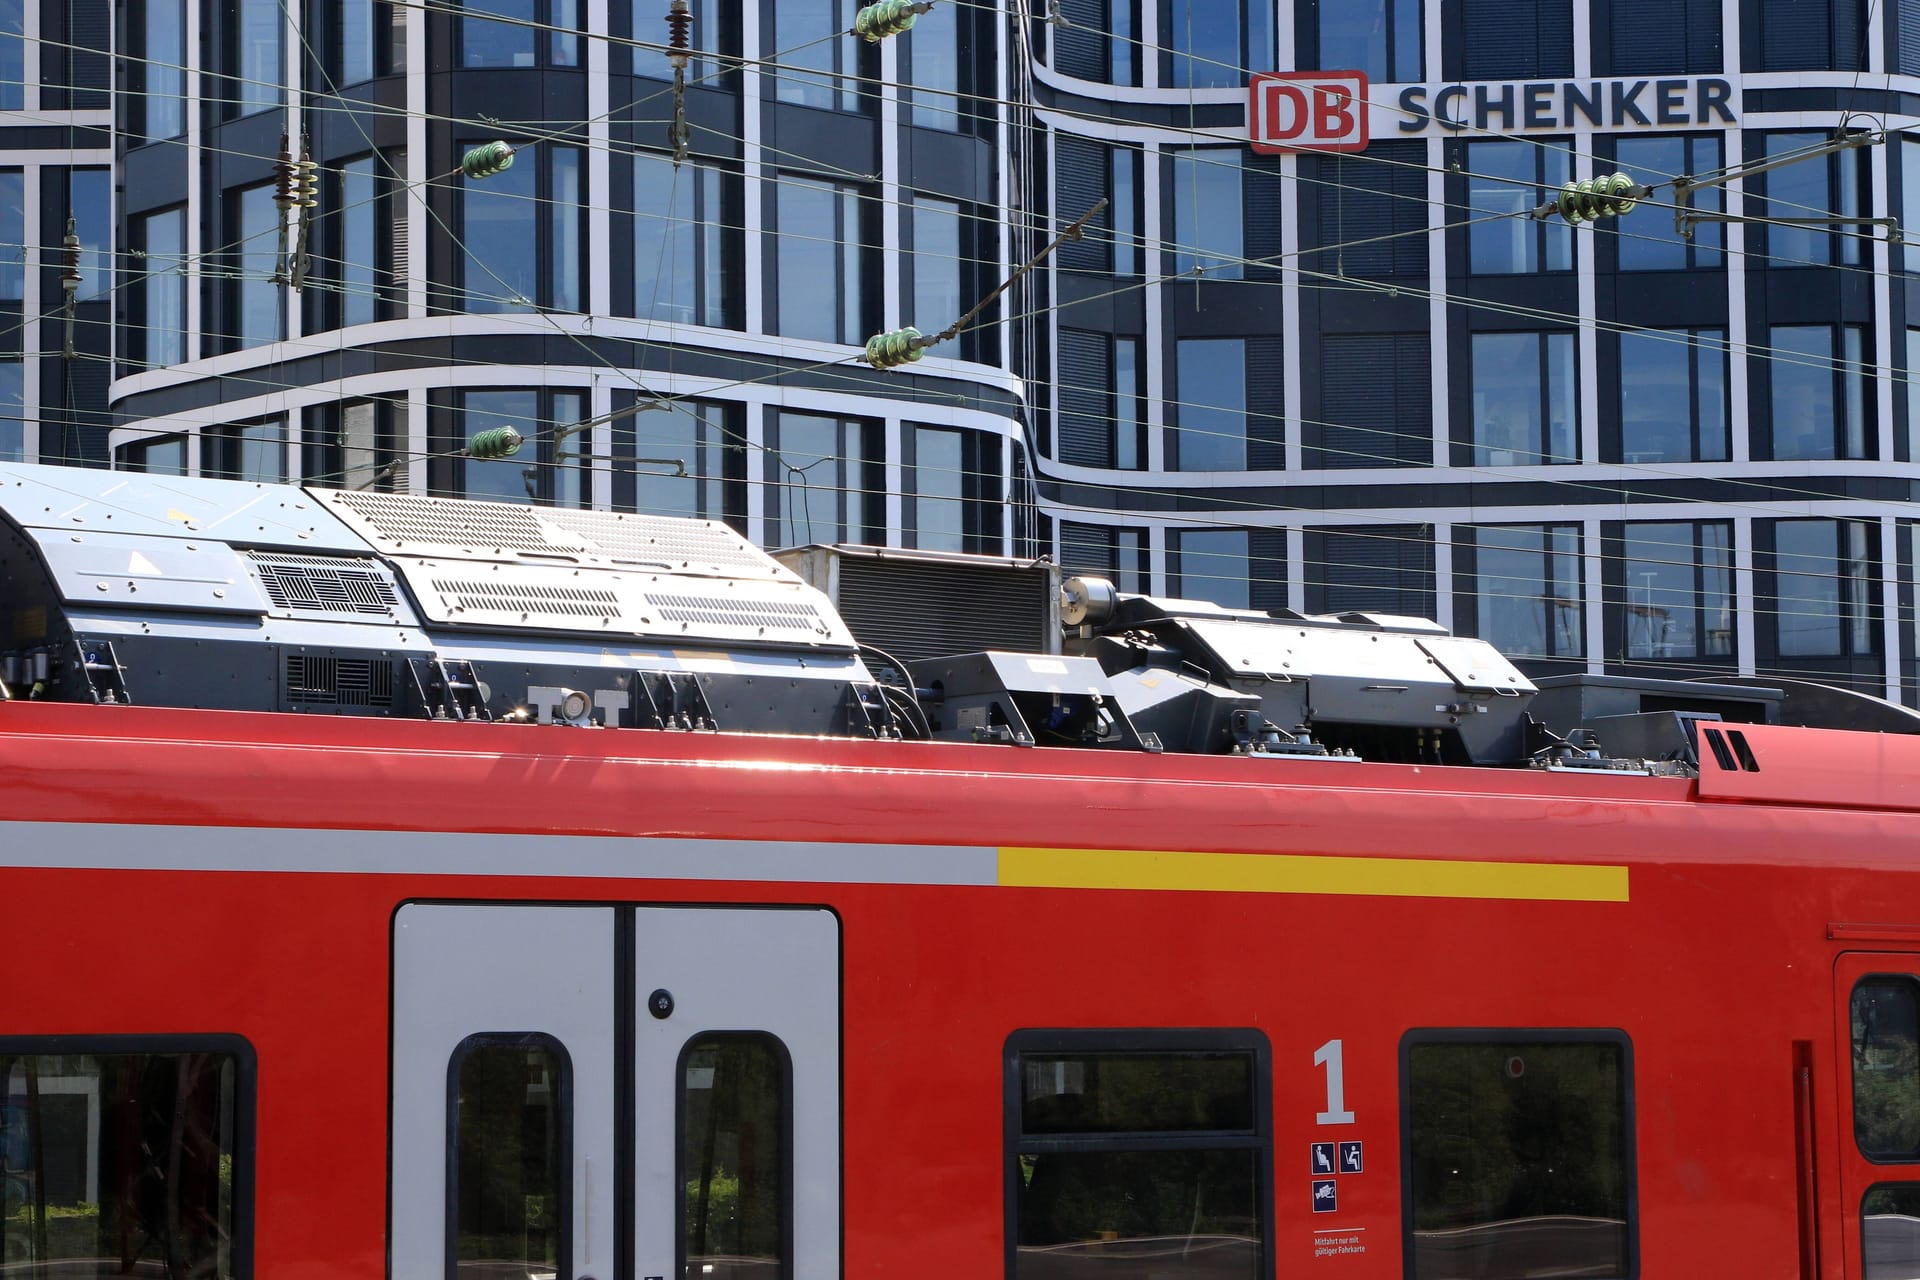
[249,551,400,615]
[285,654,394,708]
[431,578,625,620]
[644,591,825,633]
[833,557,1054,663]
[315,489,787,579]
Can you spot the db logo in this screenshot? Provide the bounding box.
[1248,71,1370,153]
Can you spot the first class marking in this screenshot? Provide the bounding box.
[997,846,1629,903]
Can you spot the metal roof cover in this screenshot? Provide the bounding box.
[308,489,857,650]
[0,461,370,551]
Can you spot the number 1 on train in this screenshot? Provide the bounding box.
[1314,1038,1356,1124]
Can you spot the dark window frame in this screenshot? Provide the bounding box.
[1850,974,1920,1163]
[674,1031,795,1280]
[444,1031,574,1280]
[763,408,885,547]
[1457,522,1586,662]
[1399,1027,1639,1280]
[1760,517,1882,661]
[1610,326,1729,463]
[1603,518,1736,666]
[904,424,1003,556]
[627,149,745,330]
[1003,1027,1273,1280]
[1605,132,1725,272]
[0,1033,258,1279]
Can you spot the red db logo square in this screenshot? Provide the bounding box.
[1249,71,1370,153]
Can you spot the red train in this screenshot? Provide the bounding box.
[2,461,1919,1280]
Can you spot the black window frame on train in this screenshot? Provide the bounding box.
[1400,1027,1639,1280]
[1003,1027,1274,1280]
[675,1031,795,1280]
[445,1031,574,1280]
[1850,974,1920,1161]
[0,1033,257,1279]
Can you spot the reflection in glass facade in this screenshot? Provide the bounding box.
[776,178,867,344]
[1319,0,1421,82]
[1174,339,1246,470]
[1621,522,1732,661]
[1771,325,1867,460]
[139,206,188,367]
[1613,134,1722,269]
[1619,329,1726,462]
[1471,332,1577,465]
[1171,149,1242,279]
[1468,141,1571,274]
[634,153,731,328]
[1471,524,1583,659]
[1773,519,1876,658]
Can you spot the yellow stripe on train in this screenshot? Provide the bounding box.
[997,846,1629,903]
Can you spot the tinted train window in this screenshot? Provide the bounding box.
[450,1035,570,1280]
[680,1034,788,1280]
[0,1041,251,1277]
[1853,978,1920,1159]
[1863,1183,1920,1278]
[1403,1032,1635,1279]
[1006,1030,1269,1280]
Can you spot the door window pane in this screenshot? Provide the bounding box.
[452,1037,569,1280]
[680,1036,787,1280]
[1864,1183,1920,1278]
[1854,979,1920,1159]
[1405,1036,1632,1279]
[1,1048,245,1279]
[1010,1032,1268,1280]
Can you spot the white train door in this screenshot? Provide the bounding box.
[391,903,840,1280]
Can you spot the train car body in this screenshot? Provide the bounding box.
[2,462,1919,1280]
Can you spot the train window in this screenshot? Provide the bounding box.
[0,1038,252,1278]
[1853,978,1920,1159]
[1862,1183,1920,1277]
[679,1034,790,1280]
[449,1034,571,1280]
[1005,1029,1270,1280]
[1402,1031,1635,1279]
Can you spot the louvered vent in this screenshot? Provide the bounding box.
[643,592,826,634]
[828,555,1056,663]
[285,654,395,708]
[431,578,624,620]
[249,551,401,615]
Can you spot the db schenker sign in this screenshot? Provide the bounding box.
[1248,71,1370,153]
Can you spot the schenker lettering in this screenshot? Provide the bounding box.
[1397,76,1735,133]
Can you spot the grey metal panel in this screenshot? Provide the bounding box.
[0,461,373,552]
[37,531,270,615]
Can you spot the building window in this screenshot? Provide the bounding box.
[905,0,962,129]
[634,0,728,78]
[1908,329,1920,459]
[1766,519,1878,658]
[436,388,588,505]
[1173,338,1247,471]
[1306,525,1435,618]
[451,1035,570,1280]
[1618,329,1727,462]
[1056,0,1139,83]
[1759,131,1865,267]
[0,1042,252,1280]
[1901,0,1920,73]
[1057,137,1140,277]
[1464,524,1584,660]
[1758,0,1867,70]
[1471,332,1577,466]
[0,169,20,302]
[1057,330,1143,470]
[1165,0,1274,87]
[207,417,287,483]
[118,434,188,474]
[614,397,742,526]
[42,0,109,109]
[311,0,387,86]
[1315,332,1431,469]
[134,0,186,138]
[1403,1032,1633,1279]
[910,197,963,337]
[309,154,390,331]
[0,1,18,111]
[1601,0,1721,72]
[458,144,583,313]
[1308,141,1428,279]
[909,426,1001,554]
[0,361,21,461]
[774,177,873,345]
[1457,0,1571,77]
[66,169,111,303]
[136,206,189,368]
[228,182,283,349]
[1613,521,1733,662]
[1317,0,1421,82]
[1171,528,1286,610]
[460,0,578,68]
[1170,149,1243,280]
[633,152,737,329]
[1466,141,1571,274]
[680,1036,787,1278]
[1905,137,1920,273]
[1612,134,1722,269]
[1769,324,1869,460]
[1852,977,1920,1159]
[1060,522,1148,592]
[767,410,882,547]
[304,398,397,490]
[775,0,866,112]
[222,0,285,118]
[1007,1029,1270,1280]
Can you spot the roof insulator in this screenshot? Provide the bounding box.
[666,0,693,68]
[463,141,517,181]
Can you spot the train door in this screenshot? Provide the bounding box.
[1834,953,1920,1279]
[390,903,840,1280]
